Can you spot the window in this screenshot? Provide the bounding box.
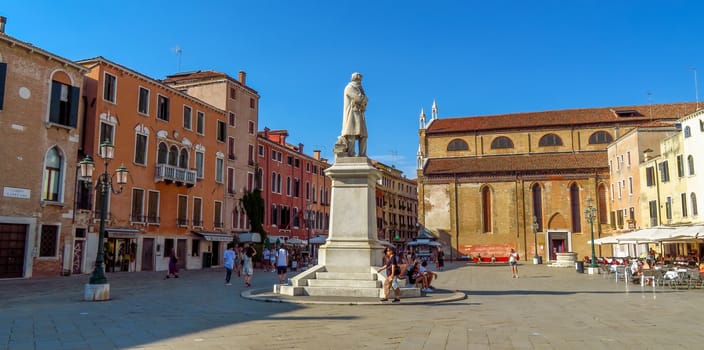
[0,62,6,110]
[627,152,631,166]
[227,168,235,194]
[646,166,655,186]
[168,145,178,166]
[138,87,150,115]
[677,155,685,177]
[157,95,170,121]
[286,177,292,196]
[659,161,670,183]
[215,157,224,183]
[39,225,59,257]
[287,156,293,165]
[49,81,79,127]
[248,144,254,165]
[682,193,688,217]
[649,200,658,226]
[685,126,692,138]
[688,155,695,176]
[228,137,235,160]
[588,131,613,144]
[306,182,310,199]
[76,179,92,210]
[295,158,300,168]
[193,197,203,227]
[271,205,278,226]
[103,73,117,103]
[131,188,144,222]
[491,136,514,149]
[628,177,633,195]
[177,195,188,226]
[229,112,236,127]
[229,87,236,100]
[482,187,491,233]
[195,151,204,179]
[598,184,608,224]
[191,239,200,257]
[183,105,192,130]
[271,172,277,193]
[178,149,188,169]
[42,147,63,202]
[164,239,174,258]
[570,184,581,233]
[294,179,300,197]
[247,173,254,192]
[157,142,168,164]
[617,181,622,199]
[258,145,264,157]
[539,134,563,146]
[532,184,543,232]
[217,120,226,142]
[214,201,223,228]
[248,121,255,135]
[196,111,205,134]
[250,97,256,109]
[447,139,469,151]
[666,197,673,221]
[99,122,115,149]
[147,190,160,224]
[692,193,699,216]
[134,133,148,165]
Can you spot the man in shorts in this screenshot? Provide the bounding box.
[276,245,289,284]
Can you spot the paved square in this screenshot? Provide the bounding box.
[1,262,703,349]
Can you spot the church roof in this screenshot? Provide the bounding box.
[426,103,697,134]
[424,152,607,175]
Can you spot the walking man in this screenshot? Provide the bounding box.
[276,244,289,284]
[223,243,235,285]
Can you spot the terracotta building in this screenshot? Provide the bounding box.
[417,102,698,261]
[0,24,87,278]
[372,160,418,243]
[77,57,228,273]
[257,128,330,245]
[163,71,259,236]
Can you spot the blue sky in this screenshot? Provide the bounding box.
[4,1,703,177]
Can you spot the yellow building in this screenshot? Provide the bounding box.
[372,160,418,244]
[417,102,697,262]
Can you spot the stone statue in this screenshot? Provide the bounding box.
[338,72,368,157]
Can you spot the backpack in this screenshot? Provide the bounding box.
[406,266,415,279]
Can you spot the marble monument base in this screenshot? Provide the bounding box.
[84,283,110,301]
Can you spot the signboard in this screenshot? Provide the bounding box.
[3,187,31,199]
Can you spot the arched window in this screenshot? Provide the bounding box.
[491,136,514,149]
[157,142,168,164]
[168,145,178,166]
[688,155,695,175]
[482,187,492,233]
[447,139,469,151]
[692,193,699,216]
[42,147,63,201]
[570,183,581,232]
[178,149,189,169]
[685,126,692,138]
[588,131,613,144]
[532,183,543,232]
[539,134,563,147]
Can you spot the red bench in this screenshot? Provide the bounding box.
[473,256,510,263]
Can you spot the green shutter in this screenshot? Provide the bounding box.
[49,81,61,123]
[0,63,6,110]
[69,86,79,127]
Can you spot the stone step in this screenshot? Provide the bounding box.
[308,279,381,288]
[275,284,422,298]
[316,272,377,280]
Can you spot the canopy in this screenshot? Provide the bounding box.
[286,237,305,245]
[652,225,704,241]
[193,231,233,242]
[308,235,328,244]
[238,232,261,243]
[406,239,441,246]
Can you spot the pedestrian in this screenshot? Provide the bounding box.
[236,245,244,277]
[436,247,445,271]
[165,248,179,279]
[223,243,235,285]
[509,248,520,278]
[376,247,401,303]
[243,243,256,287]
[263,247,271,272]
[276,244,289,284]
[269,248,277,273]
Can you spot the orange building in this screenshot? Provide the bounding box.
[0,24,87,278]
[78,57,228,273]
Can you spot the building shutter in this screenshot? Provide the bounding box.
[69,86,80,127]
[0,63,6,110]
[49,81,61,123]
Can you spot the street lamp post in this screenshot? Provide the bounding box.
[584,197,598,268]
[532,216,540,264]
[80,139,128,301]
[305,201,312,258]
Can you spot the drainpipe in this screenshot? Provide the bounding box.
[453,173,459,261]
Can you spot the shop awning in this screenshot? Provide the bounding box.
[193,231,234,242]
[238,232,262,243]
[105,227,141,238]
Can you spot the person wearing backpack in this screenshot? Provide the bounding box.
[376,247,401,303]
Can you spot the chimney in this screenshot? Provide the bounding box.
[313,150,321,160]
[238,71,246,85]
[298,143,304,154]
[0,16,6,34]
[264,127,270,139]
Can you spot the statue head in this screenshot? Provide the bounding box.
[350,72,363,83]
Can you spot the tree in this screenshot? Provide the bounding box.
[240,187,266,241]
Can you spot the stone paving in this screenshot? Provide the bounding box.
[2,262,704,349]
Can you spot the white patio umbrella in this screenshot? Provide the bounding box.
[286,237,306,245]
[308,235,328,244]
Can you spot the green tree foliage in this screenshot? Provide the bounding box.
[240,188,266,240]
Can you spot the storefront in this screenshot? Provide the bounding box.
[104,228,141,272]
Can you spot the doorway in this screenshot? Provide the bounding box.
[211,241,220,267]
[141,238,154,271]
[0,223,27,278]
[176,239,187,269]
[546,230,571,261]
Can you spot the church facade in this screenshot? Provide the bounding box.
[417,102,698,261]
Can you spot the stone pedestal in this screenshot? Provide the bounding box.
[587,267,600,275]
[84,283,110,301]
[548,252,578,268]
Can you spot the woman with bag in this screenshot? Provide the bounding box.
[165,249,179,279]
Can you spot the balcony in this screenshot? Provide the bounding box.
[155,164,197,187]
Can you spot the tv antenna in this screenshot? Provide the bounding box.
[647,91,653,120]
[172,45,182,72]
[690,67,700,110]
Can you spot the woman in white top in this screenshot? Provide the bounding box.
[242,243,257,287]
[509,248,520,278]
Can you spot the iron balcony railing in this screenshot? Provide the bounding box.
[155,164,197,186]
